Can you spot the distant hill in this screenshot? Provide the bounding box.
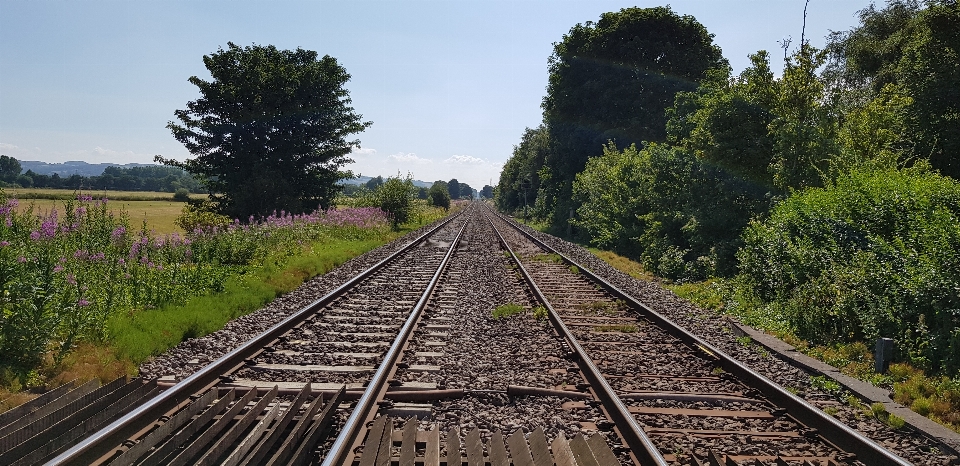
[341,175,433,188]
[18,160,157,177]
[17,161,436,188]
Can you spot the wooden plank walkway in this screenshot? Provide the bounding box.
[357,417,621,465]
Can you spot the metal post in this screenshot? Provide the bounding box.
[875,338,894,373]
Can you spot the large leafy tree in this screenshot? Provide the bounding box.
[826,0,960,178]
[540,6,726,227]
[0,155,21,183]
[160,43,371,219]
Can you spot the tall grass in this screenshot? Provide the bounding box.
[0,188,392,385]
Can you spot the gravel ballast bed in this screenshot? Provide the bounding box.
[139,216,458,381]
[507,216,958,465]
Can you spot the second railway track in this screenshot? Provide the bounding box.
[1,202,954,465]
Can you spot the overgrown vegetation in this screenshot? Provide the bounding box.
[0,188,397,388]
[494,0,960,429]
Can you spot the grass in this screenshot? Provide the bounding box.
[5,187,205,201]
[587,248,655,281]
[13,197,188,234]
[110,236,386,363]
[491,303,525,319]
[593,324,638,333]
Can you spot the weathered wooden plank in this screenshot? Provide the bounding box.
[569,434,601,466]
[551,434,578,466]
[586,433,620,465]
[528,427,552,466]
[222,400,281,466]
[195,385,278,466]
[464,427,483,466]
[0,380,81,435]
[507,429,535,466]
[627,406,773,419]
[486,431,509,466]
[109,389,217,465]
[15,383,156,466]
[288,387,345,466]
[375,417,393,466]
[1,377,137,465]
[240,382,312,466]
[446,426,461,466]
[167,388,257,466]
[359,415,388,466]
[424,427,440,466]
[264,391,324,466]
[0,376,126,455]
[400,418,417,466]
[138,389,237,466]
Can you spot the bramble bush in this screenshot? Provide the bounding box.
[0,189,390,383]
[737,166,960,376]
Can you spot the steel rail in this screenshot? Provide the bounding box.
[45,209,467,466]
[487,206,913,466]
[321,204,472,466]
[485,211,668,466]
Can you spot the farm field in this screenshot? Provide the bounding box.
[3,187,205,201]
[11,197,186,234]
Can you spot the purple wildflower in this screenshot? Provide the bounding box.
[78,298,90,307]
[53,265,64,273]
[66,274,76,285]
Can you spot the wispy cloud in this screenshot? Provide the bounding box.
[0,143,20,151]
[443,154,485,165]
[351,147,378,157]
[389,152,432,164]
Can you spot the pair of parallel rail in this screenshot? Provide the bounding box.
[0,203,911,465]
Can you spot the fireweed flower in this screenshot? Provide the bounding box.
[53,265,64,273]
[111,226,126,240]
[17,256,27,263]
[0,241,9,247]
[78,298,90,307]
[66,274,77,285]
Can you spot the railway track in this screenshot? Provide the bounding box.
[0,202,944,465]
[484,207,913,466]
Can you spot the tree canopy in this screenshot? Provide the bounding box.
[538,6,727,225]
[161,43,370,219]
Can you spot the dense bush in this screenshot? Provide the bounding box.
[573,142,768,281]
[737,166,960,375]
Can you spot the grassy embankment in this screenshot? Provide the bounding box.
[515,219,960,433]
[0,191,454,413]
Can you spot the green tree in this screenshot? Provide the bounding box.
[480,185,494,199]
[365,176,384,191]
[495,125,550,215]
[428,181,451,210]
[826,0,960,178]
[375,174,417,230]
[447,179,460,200]
[458,183,473,199]
[160,43,371,219]
[540,6,727,227]
[0,155,21,183]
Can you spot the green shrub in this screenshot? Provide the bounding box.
[492,303,525,319]
[173,188,191,202]
[737,165,960,375]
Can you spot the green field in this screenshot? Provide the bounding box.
[5,188,207,233]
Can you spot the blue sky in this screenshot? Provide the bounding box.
[1,0,873,189]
